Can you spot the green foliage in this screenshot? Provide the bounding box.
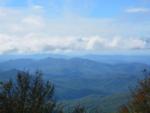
[72,105,86,113]
[118,72,150,113]
[0,71,55,113]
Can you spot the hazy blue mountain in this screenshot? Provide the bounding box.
[83,55,150,65]
[0,56,149,113]
[0,57,149,98]
[0,69,18,81]
[0,53,70,62]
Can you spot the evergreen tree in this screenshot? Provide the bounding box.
[0,71,55,113]
[72,105,86,113]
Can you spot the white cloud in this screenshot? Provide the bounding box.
[32,5,44,10]
[123,38,146,49]
[85,36,147,50]
[125,7,150,13]
[22,16,45,28]
[0,5,150,54]
[0,7,45,35]
[0,6,150,37]
[0,34,148,54]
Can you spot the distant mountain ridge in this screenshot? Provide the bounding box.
[0,57,149,95]
[0,56,149,113]
[83,54,150,65]
[1,54,150,64]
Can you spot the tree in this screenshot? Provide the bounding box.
[0,71,55,113]
[72,105,86,113]
[119,71,150,113]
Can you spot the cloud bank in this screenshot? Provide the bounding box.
[0,2,150,54]
[0,34,149,54]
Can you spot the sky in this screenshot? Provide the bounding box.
[0,0,150,54]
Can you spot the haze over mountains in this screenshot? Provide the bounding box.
[0,54,150,112]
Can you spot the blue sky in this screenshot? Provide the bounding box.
[0,0,150,54]
[1,0,150,17]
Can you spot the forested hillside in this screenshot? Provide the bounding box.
[0,56,149,113]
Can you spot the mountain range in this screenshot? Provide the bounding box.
[0,54,149,113]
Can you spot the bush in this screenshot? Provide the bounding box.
[119,71,150,113]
